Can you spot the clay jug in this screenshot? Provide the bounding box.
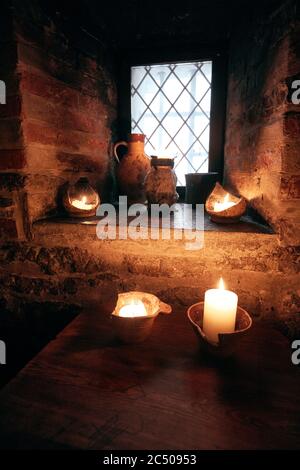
[114,134,151,203]
[144,156,178,206]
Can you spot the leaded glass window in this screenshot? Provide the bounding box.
[131,61,212,185]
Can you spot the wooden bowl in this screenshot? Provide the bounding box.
[187,302,252,358]
[205,182,247,223]
[111,292,172,343]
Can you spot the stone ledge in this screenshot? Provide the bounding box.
[31,213,277,262]
[37,209,274,233]
[0,211,297,328]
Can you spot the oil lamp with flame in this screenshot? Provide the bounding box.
[111,292,172,343]
[205,182,247,223]
[63,177,100,218]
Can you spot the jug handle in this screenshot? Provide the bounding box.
[114,141,128,164]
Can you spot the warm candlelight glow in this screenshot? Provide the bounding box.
[118,300,148,318]
[203,277,238,343]
[71,195,95,210]
[213,193,236,212]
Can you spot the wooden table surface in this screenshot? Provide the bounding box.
[0,306,299,450]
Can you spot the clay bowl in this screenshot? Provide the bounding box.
[187,302,252,358]
[205,182,247,223]
[62,177,100,218]
[111,292,172,343]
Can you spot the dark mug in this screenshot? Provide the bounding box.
[185,173,219,204]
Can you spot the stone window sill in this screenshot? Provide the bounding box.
[31,205,276,261]
[34,205,273,235]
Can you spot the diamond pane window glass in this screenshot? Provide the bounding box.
[131,61,212,185]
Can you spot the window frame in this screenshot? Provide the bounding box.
[117,45,228,186]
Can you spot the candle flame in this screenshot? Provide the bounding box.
[213,193,236,212]
[218,277,225,290]
[71,195,95,210]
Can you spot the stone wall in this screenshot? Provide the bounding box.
[0,221,299,339]
[224,0,300,246]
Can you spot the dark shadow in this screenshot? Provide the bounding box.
[0,301,81,388]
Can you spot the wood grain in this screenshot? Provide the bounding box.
[0,306,299,449]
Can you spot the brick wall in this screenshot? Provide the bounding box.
[224,0,300,246]
[0,3,28,241]
[0,0,117,229]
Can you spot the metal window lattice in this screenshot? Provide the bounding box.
[131,61,212,185]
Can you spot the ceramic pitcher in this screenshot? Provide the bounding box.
[114,134,151,203]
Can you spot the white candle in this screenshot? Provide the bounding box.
[213,194,236,212]
[71,196,95,210]
[203,278,238,343]
[119,300,147,318]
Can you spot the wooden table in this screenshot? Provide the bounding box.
[0,307,299,450]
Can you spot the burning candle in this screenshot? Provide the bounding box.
[203,278,238,343]
[71,196,95,211]
[213,193,236,212]
[118,300,148,318]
